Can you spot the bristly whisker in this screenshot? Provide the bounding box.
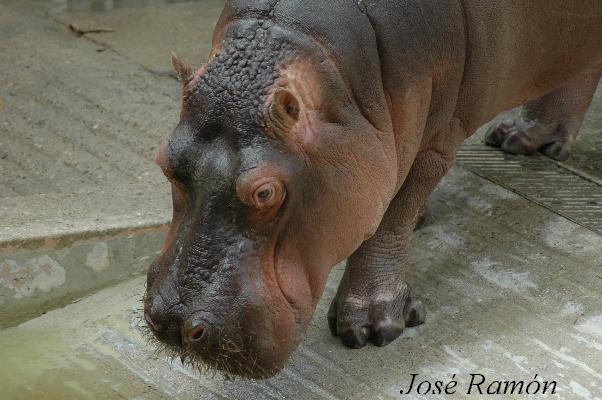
[139,302,272,380]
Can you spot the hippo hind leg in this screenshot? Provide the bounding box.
[485,65,601,161]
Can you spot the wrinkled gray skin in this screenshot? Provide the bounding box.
[145,0,602,379]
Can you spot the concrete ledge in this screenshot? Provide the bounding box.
[0,184,170,327]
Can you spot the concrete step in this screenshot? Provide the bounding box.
[0,184,170,328]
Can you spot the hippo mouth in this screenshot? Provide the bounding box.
[178,251,305,378]
[143,258,305,379]
[177,324,269,378]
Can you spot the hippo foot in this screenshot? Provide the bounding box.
[328,282,425,349]
[484,119,572,161]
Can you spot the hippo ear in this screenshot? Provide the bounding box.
[268,89,300,138]
[171,53,194,84]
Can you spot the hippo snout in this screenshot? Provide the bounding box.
[144,303,206,346]
[143,291,184,349]
[143,257,301,379]
[143,279,210,347]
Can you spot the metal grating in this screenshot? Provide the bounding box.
[456,144,602,235]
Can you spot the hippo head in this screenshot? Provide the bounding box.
[144,20,396,379]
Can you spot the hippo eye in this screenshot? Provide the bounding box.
[257,188,273,201]
[253,183,276,207]
[236,173,286,217]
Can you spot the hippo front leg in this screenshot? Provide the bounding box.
[328,145,457,348]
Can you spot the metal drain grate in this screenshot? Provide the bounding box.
[456,144,602,235]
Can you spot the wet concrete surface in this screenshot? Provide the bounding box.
[1,0,602,399]
[2,165,602,399]
[0,0,179,197]
[51,0,225,74]
[567,84,602,181]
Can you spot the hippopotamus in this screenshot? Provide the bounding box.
[144,0,602,378]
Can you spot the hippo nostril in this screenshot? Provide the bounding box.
[186,324,205,343]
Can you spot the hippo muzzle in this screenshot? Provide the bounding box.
[144,240,300,378]
[143,157,307,378]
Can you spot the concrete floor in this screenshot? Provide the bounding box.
[2,165,602,399]
[1,0,602,399]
